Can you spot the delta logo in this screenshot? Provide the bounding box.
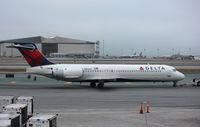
[140,66,165,71]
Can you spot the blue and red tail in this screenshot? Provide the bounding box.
[7,43,53,67]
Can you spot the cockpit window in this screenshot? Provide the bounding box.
[172,69,176,72]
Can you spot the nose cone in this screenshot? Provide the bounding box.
[177,71,185,80]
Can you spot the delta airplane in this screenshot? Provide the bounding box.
[8,43,185,88]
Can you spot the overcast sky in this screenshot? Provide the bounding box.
[0,0,199,56]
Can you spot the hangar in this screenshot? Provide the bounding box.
[0,36,100,58]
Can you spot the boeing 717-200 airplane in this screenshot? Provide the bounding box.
[8,43,185,88]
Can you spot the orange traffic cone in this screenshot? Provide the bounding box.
[146,101,150,113]
[139,103,144,114]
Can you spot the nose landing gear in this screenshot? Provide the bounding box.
[173,81,177,87]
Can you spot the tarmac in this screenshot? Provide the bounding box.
[0,74,200,127]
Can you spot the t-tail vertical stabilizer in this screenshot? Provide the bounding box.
[7,43,54,67]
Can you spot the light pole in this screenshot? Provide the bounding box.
[102,40,104,58]
[0,43,1,57]
[172,48,174,55]
[189,48,191,55]
[157,48,159,57]
[143,48,146,57]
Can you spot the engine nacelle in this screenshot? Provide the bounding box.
[52,68,83,79]
[52,68,64,79]
[64,68,83,78]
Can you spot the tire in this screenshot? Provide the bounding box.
[90,82,96,88]
[173,81,177,87]
[97,83,104,89]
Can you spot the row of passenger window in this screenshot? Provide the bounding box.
[83,70,162,73]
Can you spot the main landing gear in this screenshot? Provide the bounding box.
[97,82,104,89]
[90,81,104,89]
[90,82,96,88]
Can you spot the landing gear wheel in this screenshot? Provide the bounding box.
[97,82,104,89]
[90,82,96,88]
[173,81,177,87]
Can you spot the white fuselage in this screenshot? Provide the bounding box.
[26,64,185,82]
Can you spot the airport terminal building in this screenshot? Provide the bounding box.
[0,36,100,58]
